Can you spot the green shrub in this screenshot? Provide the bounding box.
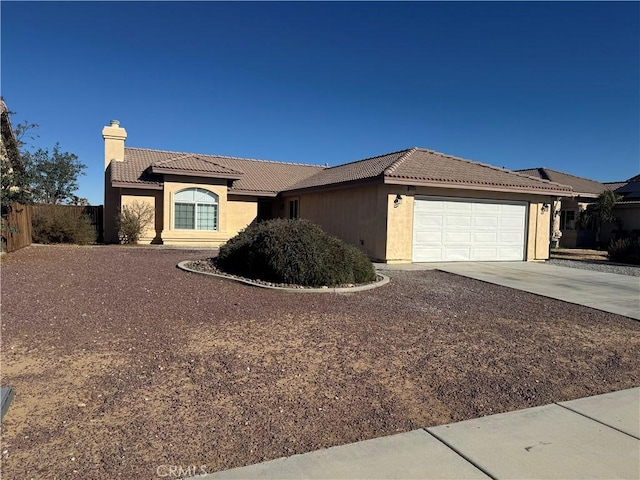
[32,206,96,245]
[608,238,640,265]
[116,201,154,244]
[216,219,376,287]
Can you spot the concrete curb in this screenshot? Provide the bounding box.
[177,261,390,293]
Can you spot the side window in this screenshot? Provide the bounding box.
[288,199,299,219]
[560,210,576,230]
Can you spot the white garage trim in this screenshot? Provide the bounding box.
[412,196,528,262]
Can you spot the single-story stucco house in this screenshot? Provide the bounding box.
[103,120,573,263]
[604,174,640,242]
[519,168,640,247]
[516,167,609,248]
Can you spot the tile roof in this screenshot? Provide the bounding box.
[516,168,606,196]
[284,149,411,191]
[286,148,574,195]
[111,146,575,196]
[151,154,244,178]
[612,176,640,200]
[604,181,627,191]
[112,147,325,195]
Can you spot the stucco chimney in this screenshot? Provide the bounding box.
[102,120,127,169]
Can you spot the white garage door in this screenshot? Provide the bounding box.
[412,197,527,262]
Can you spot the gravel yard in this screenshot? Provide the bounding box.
[1,245,639,479]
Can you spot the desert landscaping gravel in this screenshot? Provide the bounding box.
[547,258,640,277]
[1,245,639,479]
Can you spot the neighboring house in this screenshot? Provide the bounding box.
[516,168,609,248]
[103,121,573,263]
[604,175,640,242]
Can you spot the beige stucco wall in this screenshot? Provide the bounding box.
[383,185,554,263]
[227,194,259,235]
[284,184,388,260]
[160,178,258,247]
[602,204,640,244]
[111,182,258,247]
[121,191,163,244]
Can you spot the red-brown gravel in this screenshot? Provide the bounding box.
[1,245,639,479]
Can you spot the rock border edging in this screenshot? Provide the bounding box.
[177,261,390,293]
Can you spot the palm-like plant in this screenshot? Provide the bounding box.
[579,190,622,245]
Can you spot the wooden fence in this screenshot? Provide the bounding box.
[1,204,105,253]
[1,203,33,253]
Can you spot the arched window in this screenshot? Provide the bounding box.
[173,188,218,230]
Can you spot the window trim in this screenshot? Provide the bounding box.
[172,188,219,231]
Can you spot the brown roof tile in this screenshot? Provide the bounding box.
[286,148,574,195]
[516,168,606,196]
[152,154,244,178]
[112,146,575,197]
[284,149,411,191]
[113,147,325,195]
[604,181,627,191]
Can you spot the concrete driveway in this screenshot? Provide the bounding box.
[435,262,640,320]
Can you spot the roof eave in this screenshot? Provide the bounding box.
[572,192,602,199]
[112,181,163,190]
[229,189,278,198]
[383,176,574,197]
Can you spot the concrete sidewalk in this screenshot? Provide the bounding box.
[195,388,640,479]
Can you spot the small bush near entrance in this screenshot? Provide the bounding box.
[116,201,154,244]
[32,206,96,245]
[216,219,376,287]
[608,238,640,265]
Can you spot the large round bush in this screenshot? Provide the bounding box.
[216,219,376,287]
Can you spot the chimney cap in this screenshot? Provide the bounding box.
[110,120,120,127]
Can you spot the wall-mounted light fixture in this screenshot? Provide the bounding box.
[394,194,403,208]
[541,203,550,213]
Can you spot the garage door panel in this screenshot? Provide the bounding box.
[500,216,525,228]
[473,232,498,243]
[414,248,445,262]
[413,197,527,262]
[444,248,471,261]
[497,247,524,260]
[415,231,442,244]
[473,216,499,227]
[499,232,524,243]
[417,215,443,227]
[446,216,472,227]
[472,248,499,261]
[445,232,472,243]
[445,202,473,213]
[474,203,500,214]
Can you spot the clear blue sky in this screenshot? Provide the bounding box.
[2,1,639,206]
